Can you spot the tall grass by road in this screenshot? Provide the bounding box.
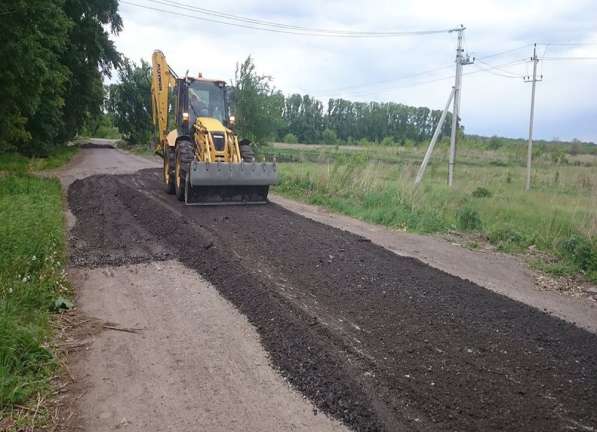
[271,143,597,282]
[0,150,74,424]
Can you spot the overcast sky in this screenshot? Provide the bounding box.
[115,0,597,142]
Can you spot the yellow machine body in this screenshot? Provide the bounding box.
[150,50,277,205]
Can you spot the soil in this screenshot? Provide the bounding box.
[67,164,597,432]
[269,195,597,333]
[62,262,346,432]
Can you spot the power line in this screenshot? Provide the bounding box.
[320,57,524,100]
[538,42,597,47]
[474,44,532,61]
[334,59,527,98]
[309,64,455,96]
[311,51,530,96]
[121,0,454,38]
[328,74,458,98]
[475,59,523,78]
[144,0,448,36]
[542,56,597,61]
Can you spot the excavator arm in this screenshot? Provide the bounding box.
[151,50,177,154]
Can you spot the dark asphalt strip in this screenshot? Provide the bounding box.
[68,169,597,432]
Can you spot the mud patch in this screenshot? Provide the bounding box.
[77,142,115,149]
[67,169,597,432]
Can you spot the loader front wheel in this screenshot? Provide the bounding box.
[163,147,175,194]
[239,140,255,162]
[175,140,194,202]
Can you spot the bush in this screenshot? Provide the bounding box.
[381,136,395,146]
[283,133,298,144]
[487,135,503,150]
[487,227,527,250]
[472,187,492,198]
[322,128,337,145]
[558,235,597,275]
[456,207,482,231]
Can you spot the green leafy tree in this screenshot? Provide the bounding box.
[322,128,337,145]
[0,0,122,155]
[59,0,122,141]
[0,0,71,155]
[233,56,284,144]
[283,133,298,144]
[106,59,153,144]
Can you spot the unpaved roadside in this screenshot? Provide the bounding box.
[55,146,347,432]
[68,261,345,431]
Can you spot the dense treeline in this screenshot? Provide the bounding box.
[100,57,595,153]
[103,56,455,147]
[279,95,453,145]
[0,0,121,155]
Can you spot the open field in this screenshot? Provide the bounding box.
[263,141,597,282]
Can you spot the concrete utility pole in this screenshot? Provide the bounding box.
[524,43,541,191]
[416,25,473,187]
[448,25,474,187]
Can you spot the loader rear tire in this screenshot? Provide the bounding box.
[239,142,255,162]
[175,140,194,202]
[163,147,175,194]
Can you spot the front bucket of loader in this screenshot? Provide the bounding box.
[185,161,278,205]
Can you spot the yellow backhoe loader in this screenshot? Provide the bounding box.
[150,50,277,205]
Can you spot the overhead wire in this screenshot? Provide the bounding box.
[308,64,456,96]
[542,56,597,61]
[473,43,532,61]
[121,0,454,37]
[118,1,594,103]
[320,59,528,99]
[475,59,523,78]
[143,0,449,36]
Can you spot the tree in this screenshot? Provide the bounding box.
[59,0,122,141]
[0,0,71,155]
[106,59,153,145]
[0,0,122,155]
[322,128,337,145]
[233,56,284,144]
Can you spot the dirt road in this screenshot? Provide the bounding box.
[59,146,346,432]
[60,145,597,431]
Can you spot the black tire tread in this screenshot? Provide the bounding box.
[164,147,176,194]
[175,140,195,201]
[239,143,255,162]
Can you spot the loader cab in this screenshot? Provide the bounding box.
[174,78,232,135]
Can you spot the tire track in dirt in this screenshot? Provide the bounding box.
[68,168,597,432]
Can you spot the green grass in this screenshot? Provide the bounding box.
[272,143,597,282]
[0,151,72,422]
[0,146,78,173]
[122,143,156,156]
